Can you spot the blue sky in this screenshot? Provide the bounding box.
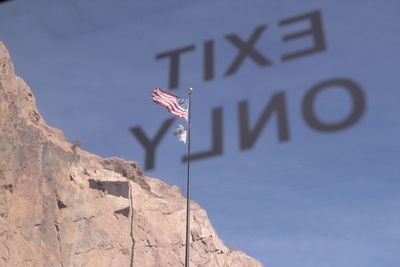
[1,0,400,266]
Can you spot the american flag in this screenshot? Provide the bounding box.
[151,88,189,121]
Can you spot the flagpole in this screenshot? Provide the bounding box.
[184,87,193,267]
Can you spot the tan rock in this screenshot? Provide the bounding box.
[0,41,264,267]
[0,42,14,76]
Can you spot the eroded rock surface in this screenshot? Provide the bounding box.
[0,42,264,267]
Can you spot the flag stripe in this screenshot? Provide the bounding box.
[152,94,184,112]
[152,91,185,109]
[155,88,177,99]
[151,88,188,120]
[152,96,187,114]
[153,88,189,117]
[153,99,186,118]
[153,89,176,100]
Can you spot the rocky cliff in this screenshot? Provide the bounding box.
[0,42,263,267]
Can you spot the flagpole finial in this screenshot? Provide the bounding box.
[188,88,193,94]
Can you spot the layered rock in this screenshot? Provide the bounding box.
[0,41,263,267]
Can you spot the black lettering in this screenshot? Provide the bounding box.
[130,118,175,170]
[302,78,366,131]
[183,107,223,162]
[239,92,289,150]
[155,45,195,89]
[204,40,214,81]
[279,10,326,61]
[224,25,272,76]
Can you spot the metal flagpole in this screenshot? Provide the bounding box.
[184,87,193,267]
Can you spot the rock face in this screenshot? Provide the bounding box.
[0,42,263,267]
